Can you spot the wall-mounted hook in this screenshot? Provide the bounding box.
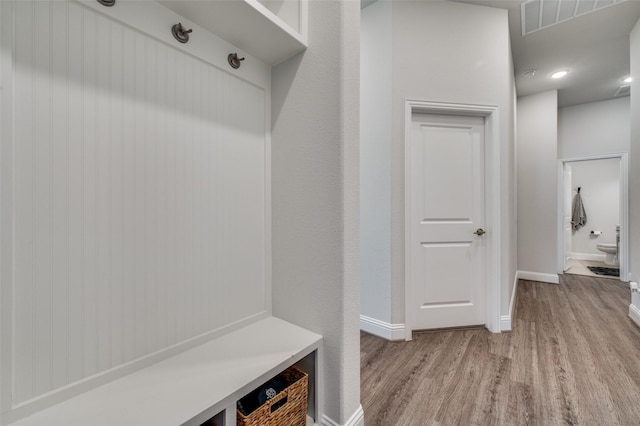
[97,0,115,6]
[172,23,193,44]
[228,53,245,69]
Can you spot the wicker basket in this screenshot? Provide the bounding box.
[237,366,308,426]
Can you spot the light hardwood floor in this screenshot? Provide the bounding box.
[361,275,640,425]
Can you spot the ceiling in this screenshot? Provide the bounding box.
[454,0,640,107]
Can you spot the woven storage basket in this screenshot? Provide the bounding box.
[237,366,308,426]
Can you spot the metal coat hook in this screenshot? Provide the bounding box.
[172,23,193,44]
[228,53,245,69]
[97,0,115,6]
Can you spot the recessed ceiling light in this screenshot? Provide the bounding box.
[623,76,633,83]
[551,70,569,79]
[522,69,536,78]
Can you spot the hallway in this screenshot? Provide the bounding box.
[361,275,640,425]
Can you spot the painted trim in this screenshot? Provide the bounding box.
[404,100,502,339]
[321,405,365,426]
[500,272,520,331]
[79,0,270,88]
[571,252,606,262]
[557,153,630,282]
[628,304,640,328]
[500,315,512,331]
[360,315,405,341]
[510,271,519,317]
[518,270,559,284]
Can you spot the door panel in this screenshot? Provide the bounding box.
[410,113,485,330]
[420,242,474,305]
[422,126,475,221]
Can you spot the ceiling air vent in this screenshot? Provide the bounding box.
[615,84,631,97]
[522,0,627,36]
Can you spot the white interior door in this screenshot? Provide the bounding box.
[409,113,485,330]
[563,164,573,271]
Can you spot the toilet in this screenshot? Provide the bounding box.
[596,243,618,266]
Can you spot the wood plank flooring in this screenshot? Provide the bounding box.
[361,275,640,425]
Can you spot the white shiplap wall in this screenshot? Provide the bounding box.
[1,0,269,419]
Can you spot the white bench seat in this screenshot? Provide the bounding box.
[9,317,322,426]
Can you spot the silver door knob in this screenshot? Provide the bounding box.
[474,228,486,236]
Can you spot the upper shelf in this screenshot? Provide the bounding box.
[160,0,307,66]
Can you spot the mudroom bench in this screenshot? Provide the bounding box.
[9,317,322,426]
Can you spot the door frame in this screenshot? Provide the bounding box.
[557,153,629,281]
[404,100,502,339]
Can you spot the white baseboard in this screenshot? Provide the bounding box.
[500,272,520,331]
[571,252,606,262]
[629,304,640,328]
[517,270,559,284]
[500,315,512,331]
[360,315,405,341]
[321,405,364,426]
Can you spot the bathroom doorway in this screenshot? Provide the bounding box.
[558,154,629,282]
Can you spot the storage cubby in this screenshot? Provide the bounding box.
[199,411,224,426]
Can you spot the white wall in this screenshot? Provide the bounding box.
[271,0,362,424]
[0,0,271,422]
[631,19,640,284]
[517,91,558,278]
[570,159,620,256]
[360,0,392,328]
[388,1,516,323]
[558,97,630,159]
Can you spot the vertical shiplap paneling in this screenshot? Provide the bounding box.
[133,29,147,361]
[197,58,209,336]
[221,78,266,324]
[245,83,267,317]
[143,34,158,355]
[109,21,124,369]
[33,0,53,398]
[13,0,36,405]
[9,0,267,405]
[192,59,205,335]
[65,0,84,386]
[120,25,137,365]
[209,62,221,328]
[206,63,219,332]
[164,45,178,349]
[184,52,195,339]
[216,71,230,325]
[155,41,168,352]
[96,12,112,374]
[173,43,186,346]
[50,0,70,391]
[80,5,98,380]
